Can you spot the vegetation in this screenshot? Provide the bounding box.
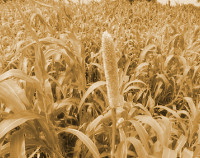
[0,0,200,157]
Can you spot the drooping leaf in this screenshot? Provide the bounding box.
[78,81,106,111]
[127,137,148,158]
[156,106,180,118]
[128,120,150,153]
[164,55,175,69]
[86,115,104,135]
[139,44,157,63]
[136,115,164,146]
[0,79,28,112]
[184,97,197,120]
[60,128,100,158]
[0,112,40,139]
[135,62,149,77]
[121,79,147,94]
[115,140,127,158]
[0,69,42,92]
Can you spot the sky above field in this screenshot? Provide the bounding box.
[63,0,200,6]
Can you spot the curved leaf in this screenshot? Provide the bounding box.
[0,69,42,92]
[139,44,157,63]
[128,120,150,153]
[136,115,164,145]
[78,81,106,111]
[184,97,197,120]
[0,80,28,112]
[127,137,148,158]
[0,112,40,139]
[60,128,100,158]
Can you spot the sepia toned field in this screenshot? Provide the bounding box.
[0,0,200,157]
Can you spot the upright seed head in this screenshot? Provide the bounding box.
[101,31,120,108]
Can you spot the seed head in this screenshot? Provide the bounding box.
[101,31,120,108]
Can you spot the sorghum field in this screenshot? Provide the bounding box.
[0,0,200,157]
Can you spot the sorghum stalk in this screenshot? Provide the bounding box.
[101,31,120,158]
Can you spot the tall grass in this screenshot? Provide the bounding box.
[101,31,120,158]
[0,0,200,157]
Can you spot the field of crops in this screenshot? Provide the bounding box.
[0,0,200,157]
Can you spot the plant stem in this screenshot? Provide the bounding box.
[111,108,116,158]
